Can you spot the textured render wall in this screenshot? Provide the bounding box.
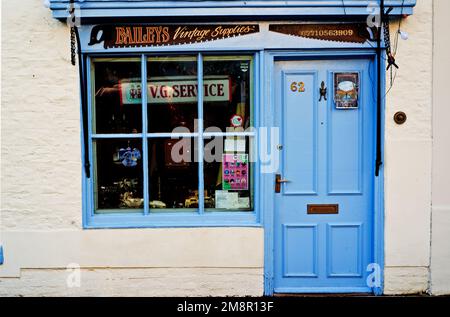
[0,268,263,297]
[0,0,264,296]
[431,0,450,296]
[384,0,433,294]
[1,0,81,230]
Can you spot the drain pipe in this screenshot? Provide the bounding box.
[375,0,384,177]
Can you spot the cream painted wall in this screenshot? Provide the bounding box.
[0,0,439,296]
[431,0,450,296]
[383,0,433,294]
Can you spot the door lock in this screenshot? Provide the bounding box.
[275,174,290,193]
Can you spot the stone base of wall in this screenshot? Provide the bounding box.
[384,267,429,295]
[0,268,264,297]
[431,207,450,295]
[3,266,447,296]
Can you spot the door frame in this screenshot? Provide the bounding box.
[261,50,385,295]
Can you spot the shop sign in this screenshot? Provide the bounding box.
[89,24,260,49]
[269,24,375,43]
[120,76,231,105]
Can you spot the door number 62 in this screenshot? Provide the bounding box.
[290,81,306,93]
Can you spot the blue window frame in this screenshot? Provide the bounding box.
[83,53,261,228]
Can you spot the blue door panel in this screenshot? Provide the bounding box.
[282,72,318,195]
[274,59,375,293]
[283,224,318,277]
[327,101,363,194]
[327,223,363,277]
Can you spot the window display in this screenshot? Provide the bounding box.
[204,137,254,211]
[90,55,254,214]
[147,56,198,132]
[93,59,142,134]
[148,138,199,211]
[94,139,143,212]
[204,57,253,131]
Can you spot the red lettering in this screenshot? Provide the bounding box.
[180,85,187,97]
[172,85,180,98]
[149,85,158,98]
[203,84,209,97]
[217,84,224,96]
[160,86,168,98]
[209,84,217,96]
[187,85,196,98]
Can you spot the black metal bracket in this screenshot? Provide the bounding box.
[69,0,76,66]
[74,27,91,178]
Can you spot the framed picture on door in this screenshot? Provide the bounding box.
[334,72,359,109]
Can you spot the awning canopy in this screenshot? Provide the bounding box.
[49,0,416,22]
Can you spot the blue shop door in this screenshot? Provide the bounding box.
[273,59,375,293]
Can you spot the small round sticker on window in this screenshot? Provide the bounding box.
[230,114,243,127]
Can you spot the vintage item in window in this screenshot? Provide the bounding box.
[204,194,215,209]
[184,191,213,208]
[334,72,359,109]
[120,192,144,208]
[150,200,167,209]
[184,196,198,208]
[117,178,139,189]
[222,154,249,190]
[98,185,121,209]
[184,190,214,208]
[98,178,143,209]
[113,147,141,167]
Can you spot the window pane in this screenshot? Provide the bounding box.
[203,56,253,131]
[147,56,198,133]
[94,139,144,213]
[93,59,142,134]
[204,136,254,211]
[148,137,199,211]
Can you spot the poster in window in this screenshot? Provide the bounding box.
[222,154,249,190]
[334,72,359,109]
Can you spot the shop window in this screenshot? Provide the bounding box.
[89,55,255,217]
